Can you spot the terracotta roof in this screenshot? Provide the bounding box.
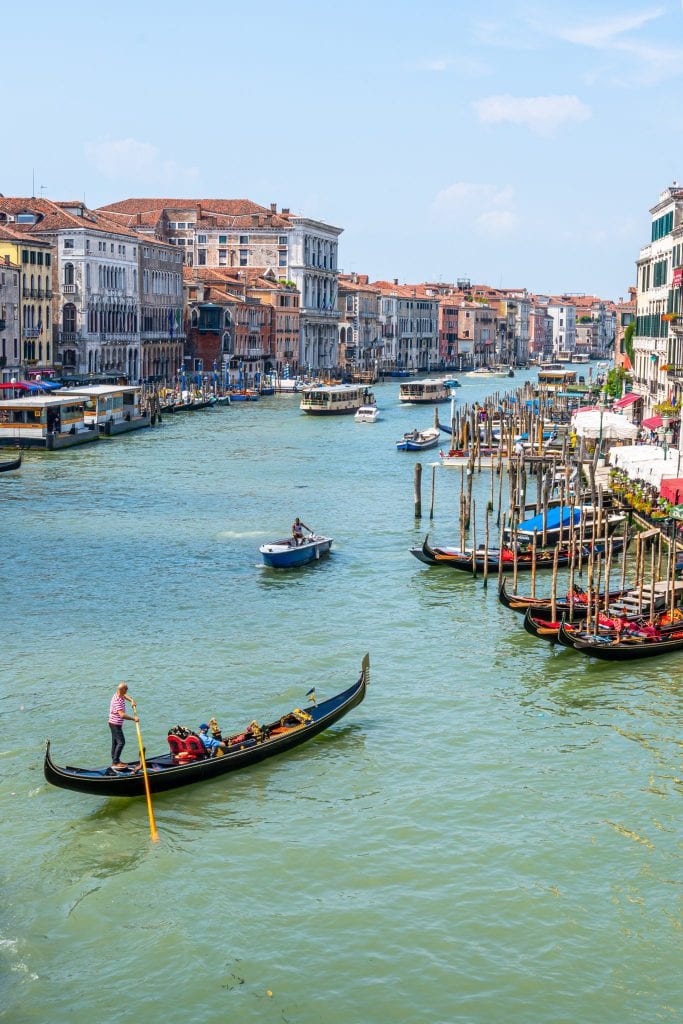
[97,198,292,230]
[0,197,143,240]
[0,223,50,246]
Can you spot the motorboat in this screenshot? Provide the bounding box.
[396,427,441,451]
[354,404,380,423]
[260,533,333,568]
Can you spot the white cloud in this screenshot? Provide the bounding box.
[433,182,518,237]
[84,137,199,185]
[409,56,489,76]
[411,57,451,72]
[474,94,591,136]
[554,9,664,48]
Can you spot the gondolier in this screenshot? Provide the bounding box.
[108,682,139,769]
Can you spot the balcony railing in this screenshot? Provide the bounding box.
[63,284,76,294]
[59,331,82,342]
[24,327,41,338]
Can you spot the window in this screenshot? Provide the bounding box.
[239,249,248,266]
[278,252,287,267]
[218,249,227,267]
[64,238,74,249]
[29,251,36,264]
[278,236,287,245]
[16,212,37,224]
[197,234,207,244]
[21,250,29,264]
[219,235,227,244]
[45,254,51,267]
[37,251,43,266]
[239,235,249,244]
[198,249,207,266]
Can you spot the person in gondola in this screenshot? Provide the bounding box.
[292,517,310,545]
[108,682,138,769]
[197,723,227,756]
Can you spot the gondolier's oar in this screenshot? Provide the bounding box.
[131,700,159,843]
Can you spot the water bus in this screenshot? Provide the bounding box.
[57,385,150,435]
[0,395,99,449]
[300,384,374,415]
[398,378,452,403]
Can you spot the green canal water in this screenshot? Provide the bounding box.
[1,371,682,1024]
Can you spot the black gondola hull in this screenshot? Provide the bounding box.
[0,454,21,473]
[44,659,368,797]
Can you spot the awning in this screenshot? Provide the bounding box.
[641,414,679,431]
[0,382,31,391]
[613,393,641,409]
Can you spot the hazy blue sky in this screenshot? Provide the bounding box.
[3,1,683,299]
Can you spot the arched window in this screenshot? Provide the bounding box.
[63,303,77,333]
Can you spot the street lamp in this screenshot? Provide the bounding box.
[658,414,672,460]
[597,390,607,459]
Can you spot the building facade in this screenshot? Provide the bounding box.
[99,198,342,372]
[632,185,683,414]
[0,223,54,378]
[0,253,20,381]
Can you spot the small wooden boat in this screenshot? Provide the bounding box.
[44,655,369,797]
[0,453,21,472]
[260,533,333,568]
[411,535,624,572]
[230,388,260,402]
[396,427,441,451]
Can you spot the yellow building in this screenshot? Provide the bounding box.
[0,224,54,373]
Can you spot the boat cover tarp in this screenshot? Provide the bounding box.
[518,506,580,533]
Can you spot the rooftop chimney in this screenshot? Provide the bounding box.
[282,207,290,215]
[270,203,277,213]
[393,278,398,286]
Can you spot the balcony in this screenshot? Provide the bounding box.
[59,332,82,343]
[24,327,41,338]
[63,284,76,294]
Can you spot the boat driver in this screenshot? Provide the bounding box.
[292,517,311,545]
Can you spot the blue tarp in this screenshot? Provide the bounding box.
[518,506,580,533]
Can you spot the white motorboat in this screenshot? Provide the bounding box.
[355,404,380,423]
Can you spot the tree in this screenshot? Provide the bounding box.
[604,366,631,398]
[622,321,635,364]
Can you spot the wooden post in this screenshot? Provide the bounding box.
[429,463,437,520]
[512,518,519,592]
[551,544,559,624]
[483,506,490,588]
[471,498,477,578]
[649,543,656,624]
[414,463,422,519]
[531,527,538,599]
[497,513,507,592]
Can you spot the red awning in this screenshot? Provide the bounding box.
[641,414,679,430]
[660,478,683,503]
[613,392,641,409]
[0,382,31,390]
[673,267,683,288]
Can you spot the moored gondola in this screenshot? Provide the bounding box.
[498,577,624,621]
[412,535,624,574]
[0,453,21,473]
[44,654,369,797]
[560,627,683,661]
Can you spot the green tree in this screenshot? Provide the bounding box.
[622,321,635,363]
[605,366,631,398]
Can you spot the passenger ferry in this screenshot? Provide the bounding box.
[57,385,150,435]
[299,384,374,415]
[537,368,577,391]
[0,394,99,449]
[398,378,452,404]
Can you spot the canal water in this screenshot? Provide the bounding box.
[1,370,681,1024]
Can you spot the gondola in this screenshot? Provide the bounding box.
[557,622,683,661]
[498,577,625,621]
[0,453,21,473]
[410,535,624,573]
[44,654,369,797]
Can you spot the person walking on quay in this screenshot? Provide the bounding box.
[109,682,138,769]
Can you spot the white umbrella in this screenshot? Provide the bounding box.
[572,410,639,440]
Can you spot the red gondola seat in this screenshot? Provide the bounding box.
[183,734,207,760]
[167,734,188,762]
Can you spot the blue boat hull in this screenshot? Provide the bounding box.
[260,537,333,568]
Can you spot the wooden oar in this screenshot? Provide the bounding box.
[131,701,159,843]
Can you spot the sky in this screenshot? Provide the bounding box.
[3,0,683,300]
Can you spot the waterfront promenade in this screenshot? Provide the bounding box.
[2,370,681,1024]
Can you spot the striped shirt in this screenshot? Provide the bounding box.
[109,693,126,726]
